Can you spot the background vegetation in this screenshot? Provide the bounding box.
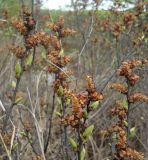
[0,0,147,160]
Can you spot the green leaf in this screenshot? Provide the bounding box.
[11,81,16,88]
[15,61,22,79]
[80,147,86,160]
[83,125,94,139]
[90,101,99,109]
[130,127,136,139]
[59,49,64,56]
[55,111,62,117]
[26,54,33,66]
[57,86,64,96]
[19,131,27,137]
[124,120,128,127]
[123,100,128,110]
[83,111,88,119]
[12,143,18,150]
[14,97,22,105]
[65,98,71,105]
[69,138,77,149]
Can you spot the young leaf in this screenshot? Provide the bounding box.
[69,138,77,149]
[83,125,94,139]
[80,147,86,160]
[11,81,16,88]
[12,143,18,150]
[83,111,88,119]
[57,86,64,96]
[59,49,64,56]
[122,100,128,109]
[124,120,128,127]
[14,96,22,105]
[26,54,33,66]
[130,127,136,139]
[19,131,27,137]
[15,61,22,79]
[55,111,62,117]
[90,101,99,109]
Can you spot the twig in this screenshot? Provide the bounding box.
[0,133,12,160]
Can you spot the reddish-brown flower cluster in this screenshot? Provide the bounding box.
[48,16,76,38]
[101,20,110,32]
[117,60,143,86]
[25,32,51,49]
[109,83,128,94]
[129,93,148,103]
[123,12,136,27]
[11,6,35,35]
[112,22,122,38]
[110,101,144,160]
[86,76,103,101]
[62,76,103,128]
[11,7,36,60]
[10,46,25,59]
[11,20,27,34]
[61,91,87,127]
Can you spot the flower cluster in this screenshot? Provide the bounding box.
[11,20,27,34]
[112,22,122,38]
[110,101,144,160]
[10,46,25,59]
[108,59,148,159]
[11,6,35,35]
[48,16,76,38]
[117,60,143,86]
[62,76,103,128]
[11,7,36,59]
[62,92,87,127]
[86,76,103,102]
[123,12,136,27]
[129,93,148,103]
[109,83,128,94]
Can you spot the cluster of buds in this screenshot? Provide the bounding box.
[11,20,27,35]
[48,16,76,38]
[10,46,25,59]
[25,32,51,49]
[86,76,103,102]
[128,93,148,103]
[123,12,136,27]
[101,20,110,32]
[109,83,128,94]
[62,92,88,127]
[11,6,36,61]
[117,60,143,86]
[110,101,144,160]
[44,17,76,97]
[62,76,103,128]
[108,59,148,159]
[22,7,35,31]
[11,6,35,35]
[112,22,122,38]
